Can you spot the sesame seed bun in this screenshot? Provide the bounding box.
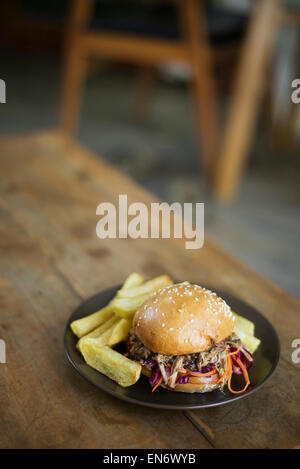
[133,282,235,355]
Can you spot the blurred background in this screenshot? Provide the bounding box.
[0,0,299,298]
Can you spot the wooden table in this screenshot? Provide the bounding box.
[0,131,299,449]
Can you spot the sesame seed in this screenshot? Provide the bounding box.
[169,327,173,331]
[162,323,165,327]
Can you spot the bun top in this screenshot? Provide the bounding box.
[133,282,235,355]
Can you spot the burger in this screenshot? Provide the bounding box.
[127,282,253,394]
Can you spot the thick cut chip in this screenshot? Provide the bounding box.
[71,305,113,338]
[76,315,118,351]
[80,342,142,387]
[70,272,144,337]
[236,330,261,354]
[233,313,255,337]
[108,318,132,346]
[121,272,144,291]
[233,313,260,353]
[111,295,150,318]
[117,275,173,299]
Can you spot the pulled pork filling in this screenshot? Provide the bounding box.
[127,330,247,391]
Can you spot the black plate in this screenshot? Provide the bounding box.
[64,285,280,409]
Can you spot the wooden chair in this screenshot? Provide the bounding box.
[213,0,300,201]
[59,0,218,179]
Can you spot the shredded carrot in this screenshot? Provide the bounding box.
[216,369,227,384]
[179,367,217,377]
[151,375,163,392]
[227,349,239,356]
[151,348,250,394]
[226,350,250,394]
[233,356,250,391]
[214,348,239,385]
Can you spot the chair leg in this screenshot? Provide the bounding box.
[213,0,281,202]
[268,27,300,153]
[59,38,88,134]
[181,0,218,181]
[59,0,94,134]
[132,66,157,123]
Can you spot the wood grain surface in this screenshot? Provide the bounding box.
[0,131,299,449]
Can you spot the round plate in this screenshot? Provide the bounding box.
[64,285,280,409]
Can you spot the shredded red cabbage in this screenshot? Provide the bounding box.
[149,367,161,386]
[148,344,253,389]
[149,364,171,387]
[176,374,190,385]
[144,359,156,366]
[201,364,215,373]
[230,346,253,375]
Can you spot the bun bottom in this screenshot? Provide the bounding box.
[142,367,224,394]
[161,382,221,393]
